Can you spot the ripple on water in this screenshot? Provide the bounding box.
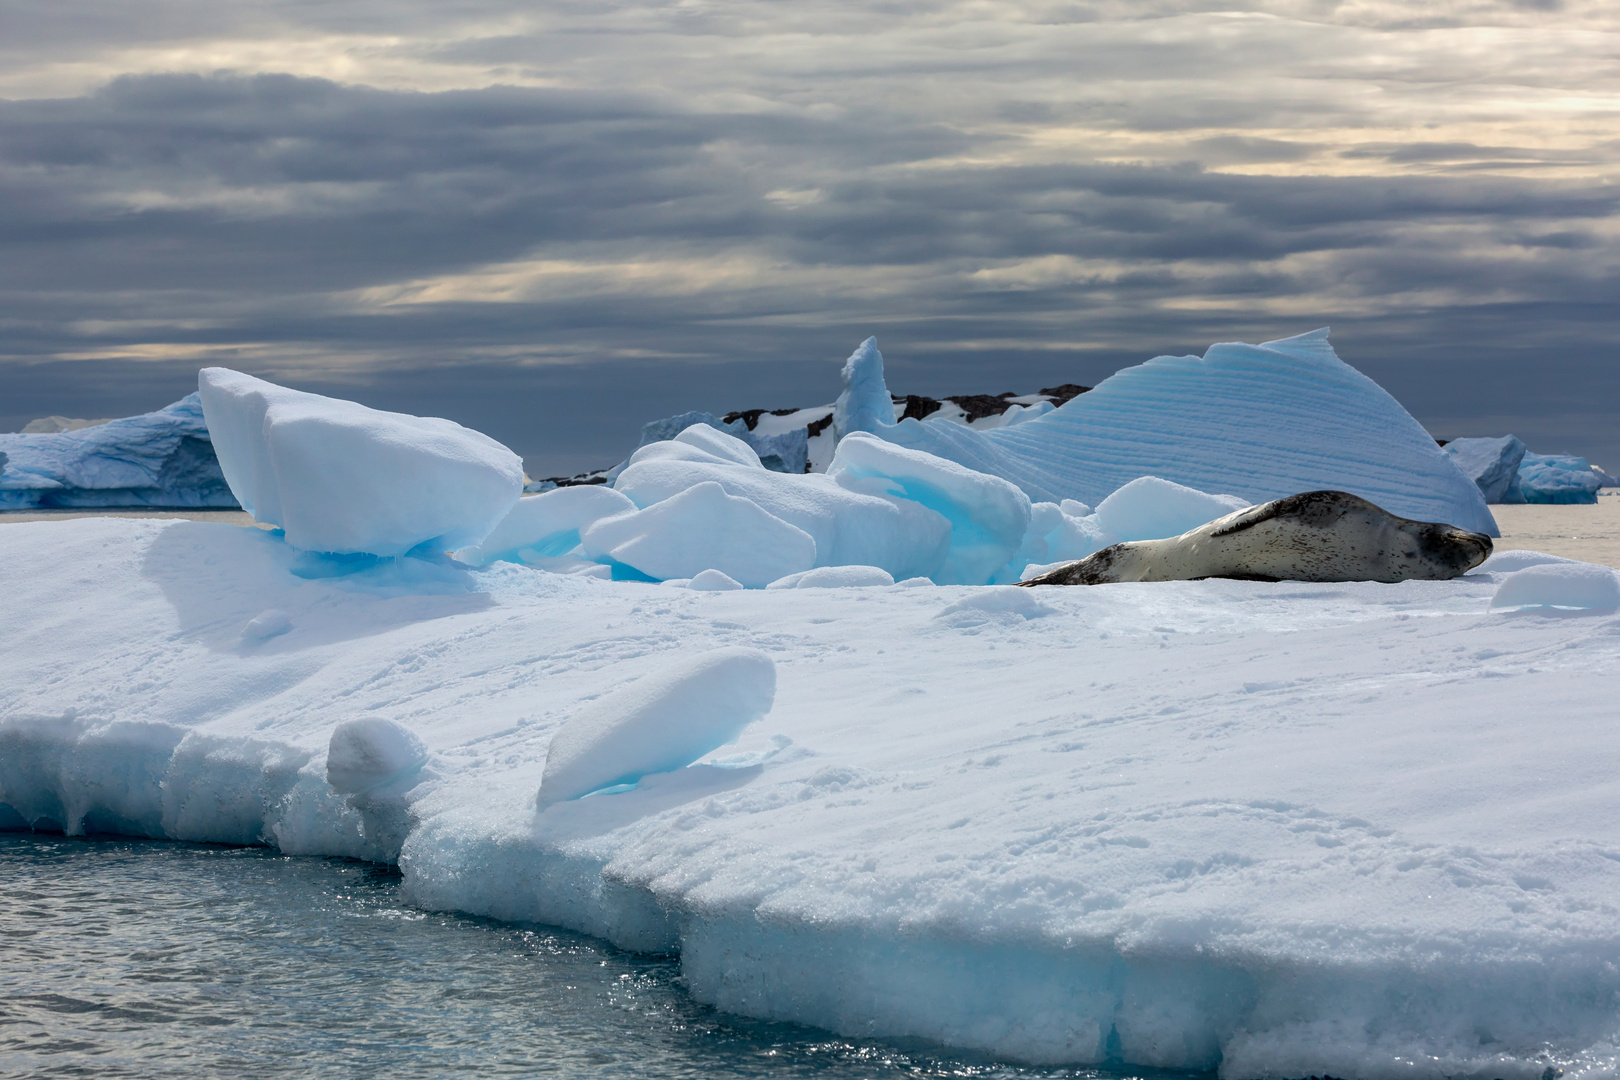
[0,833,1202,1080]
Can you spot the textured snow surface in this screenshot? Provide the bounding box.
[4,518,1620,1079]
[0,393,236,509]
[843,331,1499,536]
[198,368,524,556]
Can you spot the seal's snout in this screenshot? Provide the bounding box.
[1423,525,1493,575]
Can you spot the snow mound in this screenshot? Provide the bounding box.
[326,718,428,794]
[198,369,523,556]
[767,565,895,589]
[536,647,776,808]
[467,485,635,565]
[1490,563,1620,612]
[937,586,1056,620]
[1517,453,1603,504]
[689,568,745,591]
[1443,436,1527,503]
[841,331,1498,536]
[0,393,237,509]
[240,608,292,642]
[580,481,817,587]
[1093,476,1250,543]
[1475,550,1578,574]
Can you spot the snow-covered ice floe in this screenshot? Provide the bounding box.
[5,514,1620,1078]
[835,330,1499,536]
[199,368,524,556]
[0,393,237,509]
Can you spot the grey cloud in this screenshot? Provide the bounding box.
[0,1,1616,475]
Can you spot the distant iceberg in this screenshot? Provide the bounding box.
[1443,435,1527,504]
[1516,452,1604,504]
[834,330,1499,536]
[0,393,237,509]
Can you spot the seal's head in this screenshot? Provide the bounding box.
[1410,519,1494,577]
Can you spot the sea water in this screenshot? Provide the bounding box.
[0,834,1182,1079]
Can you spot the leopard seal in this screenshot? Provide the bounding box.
[1019,490,1493,586]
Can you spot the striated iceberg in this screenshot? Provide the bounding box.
[836,331,1498,536]
[198,368,524,557]
[0,393,237,509]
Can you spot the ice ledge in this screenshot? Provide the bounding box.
[5,708,1614,1079]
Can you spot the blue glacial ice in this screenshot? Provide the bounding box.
[0,393,237,509]
[1516,452,1604,504]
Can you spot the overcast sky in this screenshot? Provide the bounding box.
[1,0,1615,476]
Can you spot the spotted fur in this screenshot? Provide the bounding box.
[1019,490,1493,587]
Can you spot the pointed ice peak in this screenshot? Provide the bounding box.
[832,336,895,444]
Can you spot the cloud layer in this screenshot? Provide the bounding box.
[1,0,1616,474]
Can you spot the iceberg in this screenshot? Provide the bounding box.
[198,368,524,556]
[6,515,1620,1078]
[0,393,237,509]
[1516,452,1604,504]
[836,330,1499,536]
[1443,435,1527,503]
[634,410,810,475]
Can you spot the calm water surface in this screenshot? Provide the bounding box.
[0,834,1180,1079]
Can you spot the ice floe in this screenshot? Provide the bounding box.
[199,367,523,556]
[5,514,1620,1077]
